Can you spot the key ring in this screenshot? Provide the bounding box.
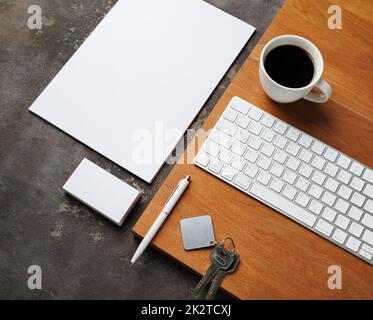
[220,237,235,253]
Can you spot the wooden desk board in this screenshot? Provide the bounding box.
[133,0,373,299]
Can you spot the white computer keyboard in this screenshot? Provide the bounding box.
[194,96,373,265]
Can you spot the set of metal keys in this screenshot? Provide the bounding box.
[191,237,240,300]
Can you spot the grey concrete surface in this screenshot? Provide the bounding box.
[0,0,283,299]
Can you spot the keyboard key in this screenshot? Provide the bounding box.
[346,236,361,252]
[269,178,284,192]
[204,140,220,157]
[347,206,363,221]
[244,165,258,178]
[337,155,351,169]
[311,156,325,170]
[235,129,250,144]
[349,161,364,176]
[363,184,373,199]
[261,115,275,128]
[273,149,287,164]
[230,100,250,114]
[236,114,250,129]
[283,185,297,200]
[286,128,300,141]
[261,128,275,142]
[295,192,310,207]
[350,192,366,207]
[295,177,310,192]
[221,166,237,181]
[273,135,287,149]
[248,122,263,135]
[196,152,210,167]
[299,164,313,178]
[298,134,313,148]
[315,219,333,236]
[244,149,259,163]
[248,136,262,150]
[336,170,351,185]
[311,171,326,185]
[324,163,338,177]
[334,198,349,214]
[234,173,251,190]
[322,207,337,222]
[208,159,223,174]
[269,162,284,177]
[362,168,373,183]
[321,191,336,206]
[231,156,246,171]
[350,176,365,192]
[362,213,373,228]
[362,229,373,246]
[311,141,325,155]
[308,184,323,199]
[324,148,338,162]
[332,229,347,244]
[359,248,372,261]
[257,156,271,170]
[210,131,233,149]
[325,178,339,193]
[217,119,237,136]
[335,214,350,229]
[286,142,300,156]
[286,157,300,171]
[261,143,275,157]
[309,200,323,215]
[362,244,373,255]
[257,171,271,185]
[337,185,352,200]
[273,121,288,135]
[283,170,297,184]
[231,141,247,156]
[224,108,238,122]
[250,183,316,227]
[219,149,233,164]
[248,107,263,121]
[299,149,313,163]
[349,222,364,238]
[364,199,373,214]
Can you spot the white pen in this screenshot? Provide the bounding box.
[130,176,191,266]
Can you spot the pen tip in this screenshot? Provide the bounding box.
[129,262,133,268]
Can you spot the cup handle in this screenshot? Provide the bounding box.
[303,79,332,103]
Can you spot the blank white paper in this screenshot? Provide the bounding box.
[29,0,255,182]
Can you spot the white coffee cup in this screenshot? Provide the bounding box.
[259,35,332,103]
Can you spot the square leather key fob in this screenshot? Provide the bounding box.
[180,215,215,250]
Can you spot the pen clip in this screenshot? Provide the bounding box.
[164,176,190,204]
[165,180,182,204]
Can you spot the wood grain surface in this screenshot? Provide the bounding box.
[133,0,373,299]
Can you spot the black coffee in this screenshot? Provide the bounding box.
[264,45,314,88]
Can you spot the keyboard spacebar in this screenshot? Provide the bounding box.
[250,183,317,227]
